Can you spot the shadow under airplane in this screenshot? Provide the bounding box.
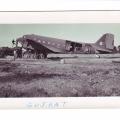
[16,33,116,59]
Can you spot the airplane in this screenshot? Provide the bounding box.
[15,33,116,59]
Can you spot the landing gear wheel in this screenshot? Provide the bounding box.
[43,53,47,59]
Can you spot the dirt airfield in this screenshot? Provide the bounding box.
[0,54,120,97]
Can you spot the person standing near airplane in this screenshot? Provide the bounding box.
[12,39,17,60]
[95,51,100,58]
[13,49,17,60]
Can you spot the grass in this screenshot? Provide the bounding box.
[0,58,120,97]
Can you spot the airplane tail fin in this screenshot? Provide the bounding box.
[95,33,114,50]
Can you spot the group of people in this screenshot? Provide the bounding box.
[13,48,47,60]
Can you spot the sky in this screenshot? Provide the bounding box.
[0,24,120,47]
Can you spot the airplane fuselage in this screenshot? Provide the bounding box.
[15,33,116,59]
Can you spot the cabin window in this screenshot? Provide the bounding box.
[57,44,60,47]
[48,42,50,44]
[43,41,46,43]
[100,41,104,46]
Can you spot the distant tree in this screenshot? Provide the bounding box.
[0,47,14,58]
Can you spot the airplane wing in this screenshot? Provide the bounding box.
[91,44,112,53]
[42,44,66,53]
[17,38,66,53]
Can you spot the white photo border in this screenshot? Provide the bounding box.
[0,11,120,109]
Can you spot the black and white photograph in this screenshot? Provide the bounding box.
[0,9,120,100]
[0,22,120,97]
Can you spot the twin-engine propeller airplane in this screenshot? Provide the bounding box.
[15,33,116,59]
